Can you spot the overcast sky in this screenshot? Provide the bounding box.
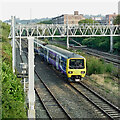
[0,0,119,21]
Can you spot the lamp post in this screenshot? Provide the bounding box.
[66,15,69,49]
[110,18,113,53]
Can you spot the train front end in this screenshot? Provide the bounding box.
[66,58,86,82]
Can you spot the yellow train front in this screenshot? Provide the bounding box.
[66,57,86,82]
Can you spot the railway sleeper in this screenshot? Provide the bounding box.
[97,104,110,106]
[103,109,116,112]
[109,113,119,115]
[108,112,119,115]
[91,100,103,103]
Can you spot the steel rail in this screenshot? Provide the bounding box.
[69,82,120,119]
[80,47,120,65]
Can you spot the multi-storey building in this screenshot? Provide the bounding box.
[52,11,85,25]
[105,13,117,24]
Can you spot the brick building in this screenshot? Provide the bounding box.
[52,11,85,25]
[106,13,117,24]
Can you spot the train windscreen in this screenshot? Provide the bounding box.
[69,59,84,69]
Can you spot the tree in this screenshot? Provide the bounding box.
[78,19,98,25]
[113,15,120,25]
[38,20,52,24]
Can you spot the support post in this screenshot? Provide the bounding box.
[11,16,16,73]
[52,24,53,41]
[20,25,22,55]
[67,36,69,49]
[110,19,113,53]
[66,15,69,49]
[27,37,35,119]
[37,26,38,50]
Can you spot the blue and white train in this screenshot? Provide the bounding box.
[34,40,86,82]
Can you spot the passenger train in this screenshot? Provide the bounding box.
[34,40,86,82]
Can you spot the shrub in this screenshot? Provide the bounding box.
[2,62,27,118]
[87,57,105,75]
[1,21,27,118]
[105,63,114,73]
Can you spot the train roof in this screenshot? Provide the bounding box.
[46,44,85,59]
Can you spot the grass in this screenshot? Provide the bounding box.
[104,78,110,83]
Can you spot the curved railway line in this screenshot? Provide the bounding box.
[16,39,120,119]
[69,82,120,119]
[78,47,120,66]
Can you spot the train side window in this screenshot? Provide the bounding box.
[40,48,44,53]
[49,52,56,61]
[44,49,47,55]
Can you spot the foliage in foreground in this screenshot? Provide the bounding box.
[1,21,27,118]
[2,43,27,119]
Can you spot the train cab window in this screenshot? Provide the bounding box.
[69,59,84,69]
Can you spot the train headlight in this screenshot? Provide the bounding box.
[81,71,85,74]
[68,71,73,74]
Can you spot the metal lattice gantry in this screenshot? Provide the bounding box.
[9,23,120,38]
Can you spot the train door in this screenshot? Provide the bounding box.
[47,50,49,62]
[56,55,59,70]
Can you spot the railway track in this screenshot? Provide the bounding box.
[69,82,120,119]
[79,47,120,66]
[17,40,72,119]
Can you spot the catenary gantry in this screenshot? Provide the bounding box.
[9,23,120,38]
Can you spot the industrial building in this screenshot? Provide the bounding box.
[52,11,85,25]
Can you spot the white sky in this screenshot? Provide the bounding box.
[0,0,119,21]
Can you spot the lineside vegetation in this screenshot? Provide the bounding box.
[0,21,27,118]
